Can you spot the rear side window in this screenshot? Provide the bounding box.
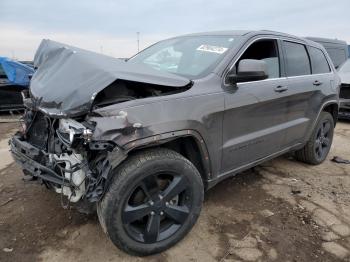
[283,41,311,76]
[309,47,331,74]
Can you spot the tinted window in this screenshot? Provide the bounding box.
[284,41,311,76]
[309,47,330,74]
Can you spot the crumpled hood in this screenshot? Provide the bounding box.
[30,39,191,117]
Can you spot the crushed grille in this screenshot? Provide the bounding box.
[26,111,49,150]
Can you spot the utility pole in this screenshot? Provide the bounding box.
[137,32,140,53]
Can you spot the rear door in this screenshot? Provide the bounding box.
[282,41,332,146]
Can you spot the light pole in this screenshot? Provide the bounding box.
[137,32,140,53]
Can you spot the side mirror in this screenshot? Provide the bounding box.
[227,59,268,84]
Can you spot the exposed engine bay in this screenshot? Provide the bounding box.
[92,79,191,109]
[11,110,119,206]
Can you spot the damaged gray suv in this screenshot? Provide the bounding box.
[10,30,340,255]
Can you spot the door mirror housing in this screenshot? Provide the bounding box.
[227,59,269,84]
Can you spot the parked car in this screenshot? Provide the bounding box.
[306,37,349,69]
[338,59,350,118]
[0,57,34,111]
[10,31,340,255]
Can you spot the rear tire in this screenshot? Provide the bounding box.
[295,112,334,165]
[97,148,204,256]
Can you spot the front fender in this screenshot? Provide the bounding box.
[123,129,211,178]
[88,93,225,179]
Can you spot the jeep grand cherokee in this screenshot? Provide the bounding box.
[10,30,340,255]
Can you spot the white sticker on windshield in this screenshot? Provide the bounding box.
[197,45,228,54]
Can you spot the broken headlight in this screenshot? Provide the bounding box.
[57,119,93,146]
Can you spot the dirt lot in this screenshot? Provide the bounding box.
[0,116,349,262]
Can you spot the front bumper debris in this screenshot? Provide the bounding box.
[10,135,72,188]
[10,132,128,204]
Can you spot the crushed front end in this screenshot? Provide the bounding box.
[10,108,126,208]
[9,39,192,210]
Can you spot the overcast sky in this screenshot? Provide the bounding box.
[0,0,349,60]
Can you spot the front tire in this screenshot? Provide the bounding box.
[295,111,334,165]
[97,148,204,256]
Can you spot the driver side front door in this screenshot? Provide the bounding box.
[221,38,290,174]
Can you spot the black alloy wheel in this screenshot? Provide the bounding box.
[314,118,332,161]
[97,148,204,256]
[122,172,192,243]
[295,111,334,165]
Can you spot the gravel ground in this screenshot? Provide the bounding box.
[0,117,349,262]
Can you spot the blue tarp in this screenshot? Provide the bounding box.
[0,57,34,86]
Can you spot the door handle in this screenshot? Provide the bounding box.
[313,80,323,86]
[274,85,288,92]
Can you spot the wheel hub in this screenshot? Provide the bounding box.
[319,136,324,144]
[122,173,191,243]
[149,196,167,213]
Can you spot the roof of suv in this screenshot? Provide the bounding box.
[182,30,323,48]
[306,36,347,45]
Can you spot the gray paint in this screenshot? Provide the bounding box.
[87,31,340,185]
[14,30,341,189]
